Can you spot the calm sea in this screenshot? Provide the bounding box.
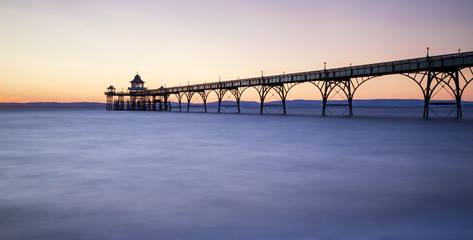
[1,108,473,240]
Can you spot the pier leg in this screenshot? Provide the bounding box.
[347,80,353,117]
[164,96,169,111]
[237,98,241,113]
[260,98,264,115]
[457,97,462,118]
[152,96,156,111]
[454,71,462,118]
[274,84,293,115]
[322,81,329,117]
[423,71,432,119]
[423,95,430,118]
[217,89,225,114]
[282,98,286,115]
[322,97,327,116]
[229,88,243,114]
[187,99,190,112]
[348,97,353,117]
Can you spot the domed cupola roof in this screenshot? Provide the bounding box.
[130,74,145,83]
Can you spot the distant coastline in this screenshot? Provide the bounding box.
[1,100,472,109]
[0,102,105,108]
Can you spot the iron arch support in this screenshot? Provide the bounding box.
[184,92,196,113]
[459,67,473,97]
[196,91,208,113]
[252,85,272,114]
[402,69,464,118]
[229,87,248,113]
[175,92,184,112]
[312,79,352,117]
[216,89,228,113]
[272,83,299,115]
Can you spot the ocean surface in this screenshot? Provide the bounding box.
[1,108,473,240]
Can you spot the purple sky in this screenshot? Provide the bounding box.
[1,0,472,102]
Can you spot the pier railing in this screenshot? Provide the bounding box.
[132,51,473,94]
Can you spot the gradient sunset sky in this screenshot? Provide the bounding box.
[1,0,472,102]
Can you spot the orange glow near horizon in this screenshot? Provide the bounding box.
[1,1,473,103]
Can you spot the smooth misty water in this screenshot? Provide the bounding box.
[1,108,473,240]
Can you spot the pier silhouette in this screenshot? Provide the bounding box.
[106,51,473,118]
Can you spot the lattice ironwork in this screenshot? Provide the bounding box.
[167,93,184,112]
[250,82,298,114]
[228,87,249,113]
[402,66,472,118]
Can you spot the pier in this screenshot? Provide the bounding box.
[105,51,473,118]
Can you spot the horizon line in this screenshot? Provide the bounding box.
[2,99,473,104]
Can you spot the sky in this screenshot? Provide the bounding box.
[1,0,473,103]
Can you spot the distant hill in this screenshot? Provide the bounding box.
[0,102,105,108]
[1,100,472,108]
[200,99,473,108]
[283,99,429,108]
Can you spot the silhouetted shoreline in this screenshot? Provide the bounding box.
[0,102,105,108]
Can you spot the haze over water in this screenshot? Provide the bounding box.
[1,108,473,239]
